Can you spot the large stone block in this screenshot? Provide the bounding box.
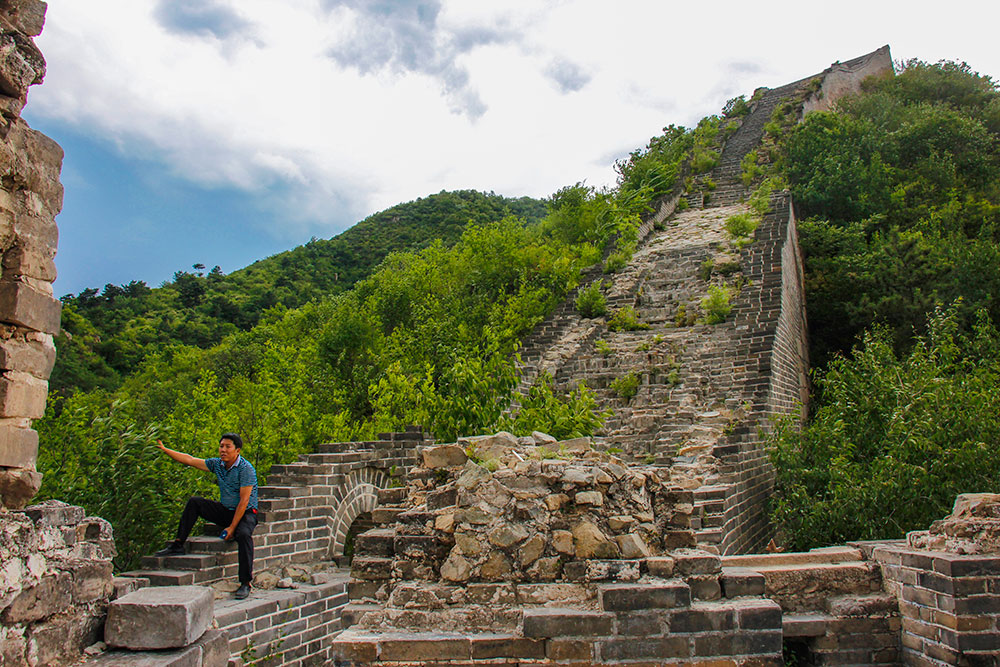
[0,465,40,508]
[0,0,47,37]
[1,572,71,623]
[23,498,85,525]
[421,444,468,468]
[3,242,56,281]
[0,280,60,333]
[29,613,102,667]
[12,212,59,253]
[0,369,47,418]
[0,332,55,377]
[105,586,214,650]
[0,33,40,99]
[0,422,36,466]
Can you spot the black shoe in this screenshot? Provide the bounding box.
[235,583,251,600]
[154,542,185,557]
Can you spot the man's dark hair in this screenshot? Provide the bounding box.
[220,433,243,450]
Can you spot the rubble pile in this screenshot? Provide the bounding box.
[908,493,1000,554]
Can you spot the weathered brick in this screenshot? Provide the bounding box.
[105,586,214,650]
[523,608,614,637]
[2,572,71,623]
[933,554,1000,577]
[379,634,471,661]
[546,637,592,661]
[670,605,737,634]
[616,610,664,635]
[470,635,545,659]
[720,567,765,597]
[600,636,690,661]
[600,581,691,611]
[737,601,782,630]
[329,635,377,662]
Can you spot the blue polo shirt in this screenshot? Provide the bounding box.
[204,456,258,510]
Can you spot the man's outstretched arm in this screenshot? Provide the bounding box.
[156,440,209,472]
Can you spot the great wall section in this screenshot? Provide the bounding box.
[1,10,999,665]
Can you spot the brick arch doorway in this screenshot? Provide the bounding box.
[329,467,388,565]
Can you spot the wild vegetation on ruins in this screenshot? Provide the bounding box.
[32,58,1000,572]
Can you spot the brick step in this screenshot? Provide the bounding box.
[118,568,216,587]
[782,612,832,638]
[141,551,236,572]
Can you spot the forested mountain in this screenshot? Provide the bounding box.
[52,190,547,396]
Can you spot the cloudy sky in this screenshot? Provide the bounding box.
[26,1,1000,297]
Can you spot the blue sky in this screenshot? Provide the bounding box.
[24,116,294,295]
[28,0,1000,298]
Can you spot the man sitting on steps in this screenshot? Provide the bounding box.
[154,433,259,600]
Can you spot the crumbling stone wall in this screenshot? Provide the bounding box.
[1,501,115,666]
[802,44,893,115]
[0,0,62,511]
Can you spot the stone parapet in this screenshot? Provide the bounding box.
[0,500,116,666]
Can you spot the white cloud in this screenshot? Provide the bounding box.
[30,0,1000,241]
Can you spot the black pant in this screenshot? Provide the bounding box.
[175,496,258,584]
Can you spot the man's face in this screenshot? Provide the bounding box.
[219,438,240,465]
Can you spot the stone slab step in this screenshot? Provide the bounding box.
[105,586,215,650]
[118,569,210,587]
[141,552,218,571]
[722,546,862,568]
[186,536,233,553]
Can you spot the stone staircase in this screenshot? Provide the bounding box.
[722,547,902,664]
[335,545,785,664]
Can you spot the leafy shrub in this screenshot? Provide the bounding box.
[725,212,759,239]
[771,306,1000,550]
[575,280,607,318]
[740,149,762,186]
[723,95,750,118]
[603,250,629,274]
[748,176,785,216]
[674,302,697,327]
[505,373,608,440]
[608,306,650,332]
[725,213,760,248]
[691,148,719,174]
[594,339,613,356]
[699,259,714,281]
[715,260,740,276]
[610,372,640,401]
[700,285,733,324]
